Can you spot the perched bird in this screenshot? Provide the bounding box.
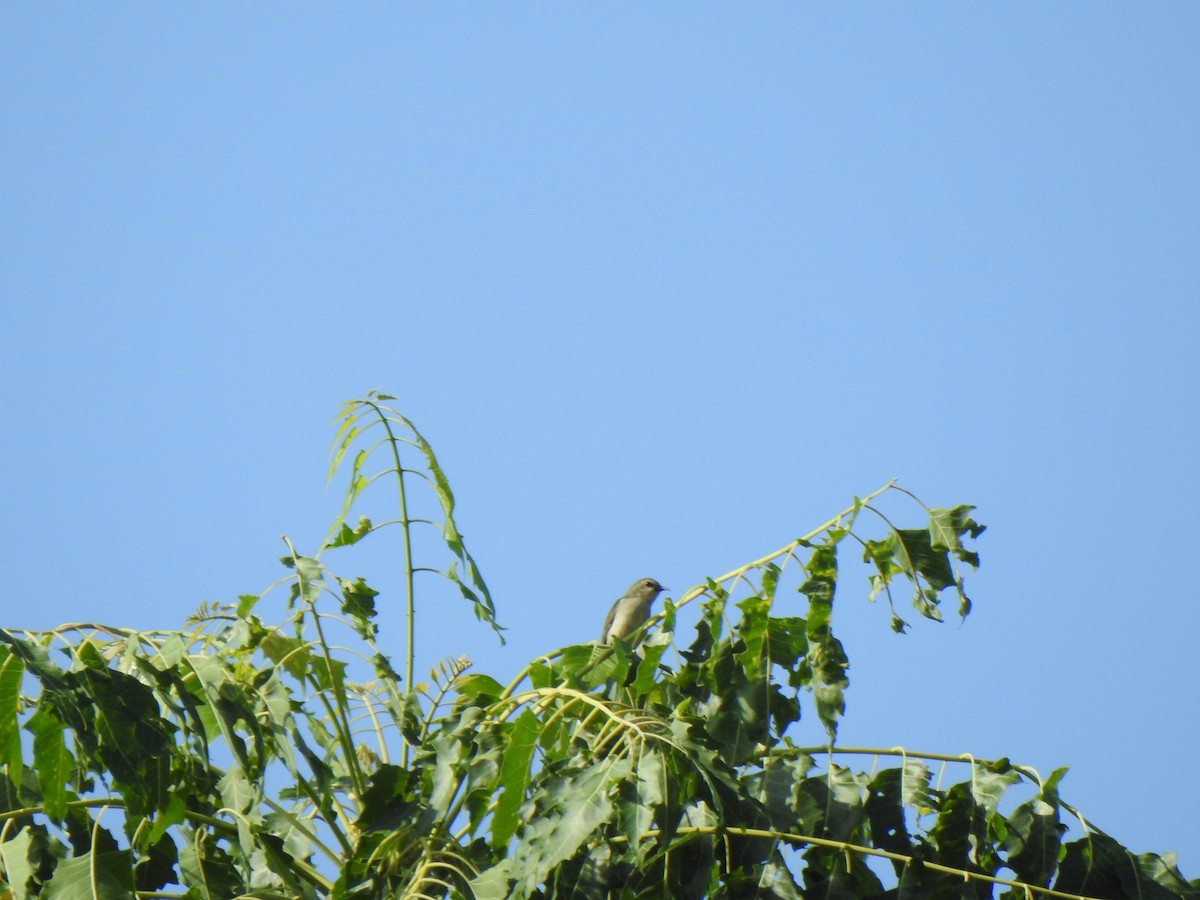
[600,578,668,645]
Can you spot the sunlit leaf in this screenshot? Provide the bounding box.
[40,848,134,900]
[325,516,373,549]
[508,759,631,896]
[492,708,539,850]
[455,673,504,702]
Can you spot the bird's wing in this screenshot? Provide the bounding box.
[601,599,619,642]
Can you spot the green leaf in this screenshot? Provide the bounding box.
[865,767,912,862]
[492,708,540,850]
[894,528,955,592]
[145,793,187,847]
[969,762,1021,814]
[615,751,664,855]
[798,544,836,607]
[26,706,70,823]
[422,713,479,832]
[929,781,988,878]
[0,645,26,774]
[250,830,308,895]
[509,759,631,896]
[928,506,966,551]
[704,642,769,764]
[801,787,888,900]
[235,593,259,617]
[178,836,242,900]
[355,764,414,832]
[754,752,813,827]
[467,858,513,900]
[338,576,379,639]
[584,640,635,689]
[528,644,594,691]
[325,516,373,549]
[401,413,504,642]
[757,855,804,899]
[260,632,315,681]
[1004,796,1062,887]
[455,673,505,702]
[70,666,175,818]
[735,594,770,679]
[1055,830,1140,897]
[928,504,986,552]
[309,655,348,695]
[1052,827,1197,899]
[187,653,250,752]
[630,641,668,694]
[133,832,178,893]
[765,616,808,675]
[1,827,51,900]
[41,848,135,900]
[447,560,506,645]
[798,543,849,740]
[900,759,936,813]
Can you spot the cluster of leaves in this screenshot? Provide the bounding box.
[0,393,1194,900]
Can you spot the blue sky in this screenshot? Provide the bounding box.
[3,3,1198,876]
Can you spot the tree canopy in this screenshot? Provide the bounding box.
[0,393,1194,899]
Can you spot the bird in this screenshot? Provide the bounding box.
[600,578,668,645]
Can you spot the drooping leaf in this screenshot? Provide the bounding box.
[338,576,380,639]
[371,407,504,643]
[969,759,1022,814]
[765,616,808,681]
[753,751,813,828]
[0,645,26,774]
[928,505,986,557]
[1004,796,1062,887]
[704,641,769,765]
[798,542,849,740]
[865,767,912,864]
[928,780,993,892]
[26,706,70,823]
[69,666,176,818]
[735,594,771,680]
[791,765,868,843]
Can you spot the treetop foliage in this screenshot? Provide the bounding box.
[0,392,1194,899]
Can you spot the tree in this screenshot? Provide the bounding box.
[0,392,1194,900]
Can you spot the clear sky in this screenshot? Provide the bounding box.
[3,3,1198,876]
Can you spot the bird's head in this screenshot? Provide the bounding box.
[627,577,667,601]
